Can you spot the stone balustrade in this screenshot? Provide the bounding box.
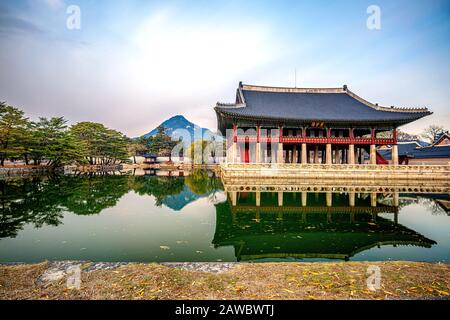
[219,163,450,185]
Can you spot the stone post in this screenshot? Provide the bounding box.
[232,142,237,163]
[277,143,284,164]
[314,145,319,163]
[256,125,261,163]
[335,146,341,164]
[392,144,399,165]
[326,191,332,207]
[231,192,237,207]
[371,192,377,207]
[255,142,261,163]
[326,144,332,164]
[226,143,232,163]
[301,143,307,164]
[393,191,399,207]
[370,144,376,165]
[278,192,283,207]
[293,145,297,163]
[349,191,355,207]
[301,192,307,207]
[348,144,355,164]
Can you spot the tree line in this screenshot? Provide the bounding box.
[0,102,133,167]
[0,102,181,167]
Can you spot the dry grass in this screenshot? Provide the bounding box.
[0,262,449,300]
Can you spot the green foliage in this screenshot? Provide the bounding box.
[0,175,130,237]
[142,126,178,157]
[185,170,210,194]
[0,102,29,165]
[187,139,224,164]
[70,122,130,165]
[185,170,223,196]
[0,173,223,238]
[0,103,133,167]
[128,140,148,164]
[27,117,86,167]
[187,140,210,164]
[133,175,185,206]
[63,174,131,215]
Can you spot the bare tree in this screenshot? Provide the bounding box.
[421,125,445,144]
[397,130,420,141]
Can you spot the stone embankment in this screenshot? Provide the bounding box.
[0,166,58,178]
[64,164,123,174]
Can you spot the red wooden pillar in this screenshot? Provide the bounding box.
[371,127,375,144]
[244,137,250,163]
[233,124,237,143]
[279,125,283,142]
[393,127,397,144]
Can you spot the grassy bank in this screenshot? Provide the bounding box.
[0,262,448,300]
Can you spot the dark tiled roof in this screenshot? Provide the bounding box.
[379,144,450,160]
[215,84,432,125]
[379,143,420,160]
[433,132,450,145]
[399,140,430,147]
[412,145,450,159]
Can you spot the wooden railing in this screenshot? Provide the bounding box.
[235,136,395,145]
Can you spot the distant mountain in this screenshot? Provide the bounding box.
[144,115,221,141]
[142,115,220,141]
[161,185,208,211]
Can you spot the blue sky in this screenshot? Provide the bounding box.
[0,0,449,136]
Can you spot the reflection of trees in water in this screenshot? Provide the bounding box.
[0,171,225,239]
[0,177,64,238]
[185,170,224,202]
[132,176,185,207]
[0,174,130,238]
[63,175,130,215]
[132,172,224,207]
[417,197,448,216]
[391,194,448,216]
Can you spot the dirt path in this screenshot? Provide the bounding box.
[0,261,448,300]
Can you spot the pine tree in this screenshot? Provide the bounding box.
[0,103,29,166]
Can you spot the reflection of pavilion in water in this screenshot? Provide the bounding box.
[213,189,437,261]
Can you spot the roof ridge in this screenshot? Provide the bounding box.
[215,102,245,109]
[241,83,344,94]
[345,88,430,114]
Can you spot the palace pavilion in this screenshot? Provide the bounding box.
[215,82,432,165]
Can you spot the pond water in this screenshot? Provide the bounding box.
[0,172,449,263]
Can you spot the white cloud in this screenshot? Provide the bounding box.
[122,9,277,97]
[41,0,64,10]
